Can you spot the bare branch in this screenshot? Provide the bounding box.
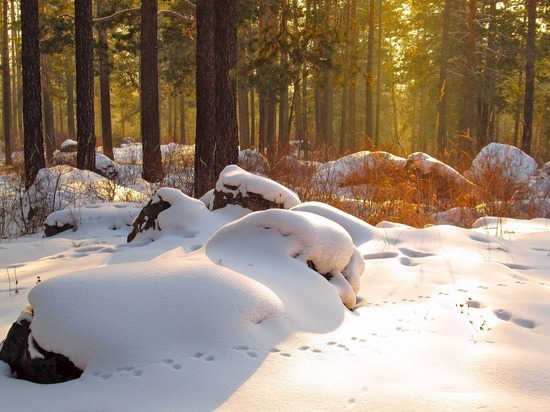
[93,8,195,25]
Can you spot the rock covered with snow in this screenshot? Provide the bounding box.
[316,151,407,187]
[238,149,270,175]
[467,143,538,184]
[60,139,78,153]
[95,153,119,180]
[205,208,364,309]
[405,152,476,201]
[44,203,139,238]
[0,309,82,384]
[127,187,246,250]
[209,165,301,211]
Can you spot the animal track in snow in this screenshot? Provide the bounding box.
[494,309,536,329]
[192,352,215,362]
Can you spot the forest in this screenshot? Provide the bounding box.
[0,0,549,187]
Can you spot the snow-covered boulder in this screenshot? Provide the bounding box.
[0,309,82,384]
[127,187,246,250]
[316,151,407,188]
[467,143,538,185]
[405,152,476,200]
[95,153,119,180]
[60,139,78,153]
[205,208,364,309]
[44,203,139,238]
[209,165,300,211]
[238,149,270,175]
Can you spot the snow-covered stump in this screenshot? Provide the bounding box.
[208,165,300,212]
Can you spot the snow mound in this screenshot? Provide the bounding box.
[210,165,301,210]
[205,209,362,309]
[291,201,378,246]
[28,260,285,371]
[468,143,538,184]
[44,203,140,236]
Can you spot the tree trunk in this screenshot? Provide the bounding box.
[374,0,382,149]
[140,0,163,182]
[521,0,536,155]
[20,0,44,188]
[97,0,113,160]
[365,0,375,146]
[250,85,256,148]
[458,0,477,161]
[10,0,22,143]
[66,69,75,140]
[75,0,96,172]
[436,0,451,157]
[348,0,357,153]
[238,82,250,149]
[2,0,11,165]
[41,54,55,161]
[278,52,289,152]
[213,0,239,177]
[179,92,186,145]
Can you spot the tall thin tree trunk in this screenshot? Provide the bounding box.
[194,0,216,196]
[10,0,22,143]
[348,0,357,152]
[250,85,255,148]
[179,92,186,145]
[2,0,11,165]
[278,52,289,152]
[365,0,375,146]
[436,0,451,157]
[140,0,163,182]
[75,0,96,171]
[97,0,113,159]
[238,80,250,149]
[41,54,55,161]
[374,0,382,148]
[521,0,536,154]
[21,0,44,188]
[458,0,477,161]
[66,69,75,140]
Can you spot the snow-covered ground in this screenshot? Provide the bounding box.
[1,143,549,410]
[1,166,549,410]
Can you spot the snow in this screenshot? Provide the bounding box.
[212,164,301,209]
[467,142,538,183]
[1,150,550,410]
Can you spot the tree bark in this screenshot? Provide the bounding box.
[2,0,11,165]
[436,0,452,157]
[97,0,113,160]
[140,0,163,182]
[41,54,55,161]
[21,0,45,188]
[194,0,216,197]
[75,0,96,171]
[365,0,375,146]
[458,0,477,161]
[66,69,76,140]
[521,0,536,155]
[179,92,186,145]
